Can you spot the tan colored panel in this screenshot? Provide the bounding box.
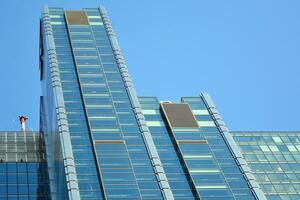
[65,11,89,25]
[161,103,199,128]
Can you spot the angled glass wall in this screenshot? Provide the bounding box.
[139,95,261,200]
[139,97,197,199]
[40,7,165,200]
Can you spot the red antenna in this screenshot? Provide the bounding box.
[19,116,28,132]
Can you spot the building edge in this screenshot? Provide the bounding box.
[201,92,267,200]
[41,5,80,200]
[99,6,175,200]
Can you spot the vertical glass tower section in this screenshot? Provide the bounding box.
[40,6,172,200]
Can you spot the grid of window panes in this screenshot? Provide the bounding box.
[0,132,50,199]
[139,97,197,199]
[180,97,255,200]
[139,96,256,199]
[0,132,41,162]
[232,131,300,200]
[67,11,142,199]
[0,162,49,200]
[48,8,103,199]
[49,7,163,199]
[182,97,257,200]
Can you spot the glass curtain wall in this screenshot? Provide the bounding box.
[232,131,300,200]
[43,7,163,199]
[139,96,257,200]
[0,132,50,200]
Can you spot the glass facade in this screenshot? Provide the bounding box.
[40,6,166,200]
[139,97,196,199]
[232,131,300,200]
[0,131,50,200]
[37,5,298,200]
[138,96,260,200]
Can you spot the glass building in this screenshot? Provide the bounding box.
[138,95,266,200]
[40,6,170,200]
[0,131,50,200]
[38,5,299,200]
[231,131,300,200]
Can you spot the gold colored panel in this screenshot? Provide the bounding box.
[65,11,89,25]
[161,103,199,128]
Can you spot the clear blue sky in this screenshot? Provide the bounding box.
[0,0,299,131]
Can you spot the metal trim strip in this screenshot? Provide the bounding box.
[42,6,80,200]
[99,6,174,200]
[201,92,267,200]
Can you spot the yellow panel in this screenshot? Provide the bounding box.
[65,11,89,25]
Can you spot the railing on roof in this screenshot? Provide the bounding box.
[0,131,45,162]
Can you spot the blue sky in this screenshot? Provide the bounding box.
[0,0,299,131]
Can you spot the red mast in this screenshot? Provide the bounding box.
[19,116,28,132]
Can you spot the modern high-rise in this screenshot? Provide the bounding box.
[35,5,299,200]
[39,6,267,200]
[40,6,170,200]
[138,95,269,200]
